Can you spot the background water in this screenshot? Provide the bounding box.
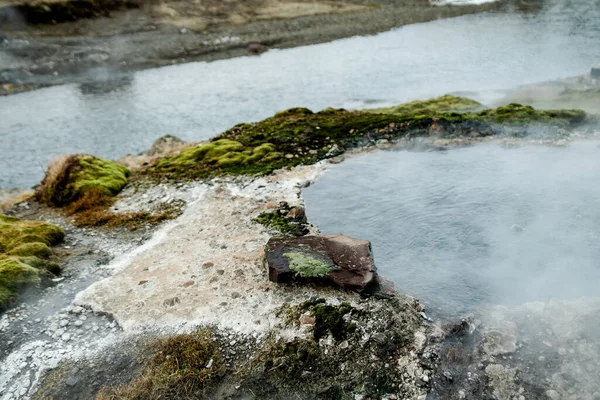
[1,0,599,188]
[304,141,600,316]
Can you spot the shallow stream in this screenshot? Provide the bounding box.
[1,0,599,188]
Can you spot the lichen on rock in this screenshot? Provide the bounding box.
[36,154,130,207]
[0,215,64,309]
[283,252,331,278]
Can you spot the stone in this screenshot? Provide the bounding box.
[147,135,184,156]
[247,43,267,54]
[546,390,561,400]
[265,234,377,293]
[299,314,316,325]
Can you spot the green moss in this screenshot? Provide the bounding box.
[37,154,130,207]
[0,215,64,254]
[0,215,64,309]
[72,155,130,197]
[310,301,357,341]
[7,242,53,258]
[283,252,331,278]
[149,97,587,180]
[0,257,41,307]
[371,95,484,116]
[151,139,283,179]
[477,103,587,125]
[254,204,308,237]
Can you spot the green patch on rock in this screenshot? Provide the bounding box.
[0,215,64,309]
[283,252,331,278]
[371,95,484,116]
[37,154,130,207]
[254,203,309,237]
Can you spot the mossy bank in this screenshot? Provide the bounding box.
[0,215,64,309]
[148,96,588,181]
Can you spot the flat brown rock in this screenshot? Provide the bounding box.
[265,234,378,293]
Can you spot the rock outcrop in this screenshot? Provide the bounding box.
[265,234,378,293]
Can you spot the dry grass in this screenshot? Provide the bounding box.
[0,190,34,213]
[66,188,181,230]
[97,329,224,400]
[35,155,76,207]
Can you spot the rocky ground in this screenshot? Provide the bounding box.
[0,0,506,96]
[1,133,599,399]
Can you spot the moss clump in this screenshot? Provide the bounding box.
[283,299,357,341]
[37,154,130,207]
[477,103,587,126]
[283,252,331,278]
[371,95,484,116]
[151,139,282,179]
[0,215,64,256]
[97,329,224,400]
[0,215,64,309]
[254,203,309,236]
[305,300,357,341]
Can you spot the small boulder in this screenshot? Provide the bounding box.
[147,134,185,156]
[265,234,378,293]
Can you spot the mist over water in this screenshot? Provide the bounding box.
[1,0,599,188]
[304,141,600,317]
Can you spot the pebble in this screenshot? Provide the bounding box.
[61,333,71,342]
[546,390,561,400]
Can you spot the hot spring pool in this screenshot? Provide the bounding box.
[304,140,600,317]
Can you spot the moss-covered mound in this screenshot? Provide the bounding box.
[0,215,64,309]
[150,98,587,180]
[371,94,484,116]
[477,103,586,125]
[152,139,282,179]
[244,298,422,398]
[37,154,130,207]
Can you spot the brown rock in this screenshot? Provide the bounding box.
[265,234,377,293]
[138,280,148,285]
[247,43,267,54]
[202,262,214,269]
[299,314,317,325]
[182,280,195,287]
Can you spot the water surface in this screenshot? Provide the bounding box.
[304,141,600,316]
[1,0,599,188]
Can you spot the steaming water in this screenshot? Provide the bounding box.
[304,141,600,317]
[1,0,599,188]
